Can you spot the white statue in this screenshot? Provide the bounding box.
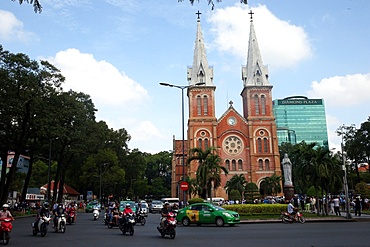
[282,153,293,186]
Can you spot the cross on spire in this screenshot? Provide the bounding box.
[248,10,254,22]
[196,10,202,22]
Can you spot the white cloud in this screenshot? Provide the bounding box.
[307,73,370,106]
[47,48,149,106]
[0,9,37,42]
[208,4,312,70]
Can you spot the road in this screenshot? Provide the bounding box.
[9,212,370,247]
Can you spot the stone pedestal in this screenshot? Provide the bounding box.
[284,185,294,202]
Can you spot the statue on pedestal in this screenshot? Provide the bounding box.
[282,153,293,186]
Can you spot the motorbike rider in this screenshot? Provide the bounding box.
[136,202,142,217]
[172,203,179,214]
[66,202,77,222]
[34,202,50,229]
[121,204,133,225]
[158,202,170,230]
[0,204,14,221]
[111,204,121,225]
[287,201,297,220]
[53,203,65,228]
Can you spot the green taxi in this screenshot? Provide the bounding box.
[119,200,137,213]
[176,202,240,227]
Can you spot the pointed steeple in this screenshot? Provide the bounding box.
[187,11,214,86]
[242,10,271,87]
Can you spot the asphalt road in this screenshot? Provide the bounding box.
[9,212,370,247]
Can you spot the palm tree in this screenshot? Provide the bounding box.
[224,174,247,199]
[260,174,282,196]
[188,147,228,200]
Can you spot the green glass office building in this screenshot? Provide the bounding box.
[273,96,329,148]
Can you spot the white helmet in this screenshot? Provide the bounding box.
[2,204,9,208]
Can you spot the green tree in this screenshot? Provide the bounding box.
[244,182,259,203]
[0,46,64,205]
[180,0,248,10]
[260,174,282,196]
[12,0,42,13]
[188,147,228,200]
[224,174,247,199]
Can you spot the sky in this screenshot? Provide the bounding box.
[1,0,370,154]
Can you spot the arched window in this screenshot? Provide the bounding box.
[203,96,208,115]
[263,138,268,153]
[204,138,209,149]
[261,95,266,115]
[232,160,236,171]
[238,160,243,170]
[265,160,270,170]
[198,138,203,149]
[225,160,230,170]
[197,96,201,115]
[258,159,263,170]
[257,138,262,153]
[254,95,259,115]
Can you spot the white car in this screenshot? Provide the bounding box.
[149,200,163,213]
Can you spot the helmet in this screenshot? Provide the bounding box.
[2,204,9,208]
[126,204,131,208]
[164,202,170,206]
[43,202,49,209]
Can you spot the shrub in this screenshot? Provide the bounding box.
[188,198,205,205]
[223,204,287,215]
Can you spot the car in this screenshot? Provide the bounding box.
[176,202,240,227]
[119,200,137,213]
[149,200,163,213]
[85,201,101,213]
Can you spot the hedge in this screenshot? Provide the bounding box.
[223,204,287,215]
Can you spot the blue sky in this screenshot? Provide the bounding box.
[1,0,369,154]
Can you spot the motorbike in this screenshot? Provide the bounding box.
[0,218,13,245]
[67,210,76,224]
[32,215,52,237]
[135,210,147,226]
[119,212,135,236]
[103,212,109,225]
[157,212,177,239]
[54,214,67,233]
[281,211,306,224]
[107,213,121,228]
[93,207,100,221]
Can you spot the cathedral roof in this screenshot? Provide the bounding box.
[187,12,214,87]
[242,11,271,87]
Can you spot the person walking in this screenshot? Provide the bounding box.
[333,196,341,216]
[354,196,362,216]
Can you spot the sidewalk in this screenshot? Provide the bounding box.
[240,213,370,224]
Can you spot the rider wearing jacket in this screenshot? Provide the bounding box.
[34,202,50,229]
[53,204,65,227]
[121,204,133,225]
[159,202,170,229]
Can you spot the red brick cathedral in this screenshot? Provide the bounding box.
[171,13,281,200]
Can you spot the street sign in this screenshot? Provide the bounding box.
[180,181,189,191]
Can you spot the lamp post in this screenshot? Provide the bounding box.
[100,163,108,207]
[337,124,353,219]
[159,82,205,207]
[47,137,58,202]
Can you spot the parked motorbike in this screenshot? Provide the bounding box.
[32,215,52,237]
[135,210,147,226]
[157,212,177,239]
[67,210,76,224]
[0,218,13,245]
[54,214,67,233]
[119,212,135,236]
[281,211,306,224]
[93,207,100,221]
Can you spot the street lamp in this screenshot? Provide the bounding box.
[100,163,108,207]
[47,137,58,202]
[337,124,354,219]
[159,82,205,207]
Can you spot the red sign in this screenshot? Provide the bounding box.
[180,181,189,191]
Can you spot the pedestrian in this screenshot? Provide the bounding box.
[333,196,341,216]
[354,196,362,216]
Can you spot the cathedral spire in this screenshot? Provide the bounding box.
[187,11,214,86]
[242,10,271,87]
